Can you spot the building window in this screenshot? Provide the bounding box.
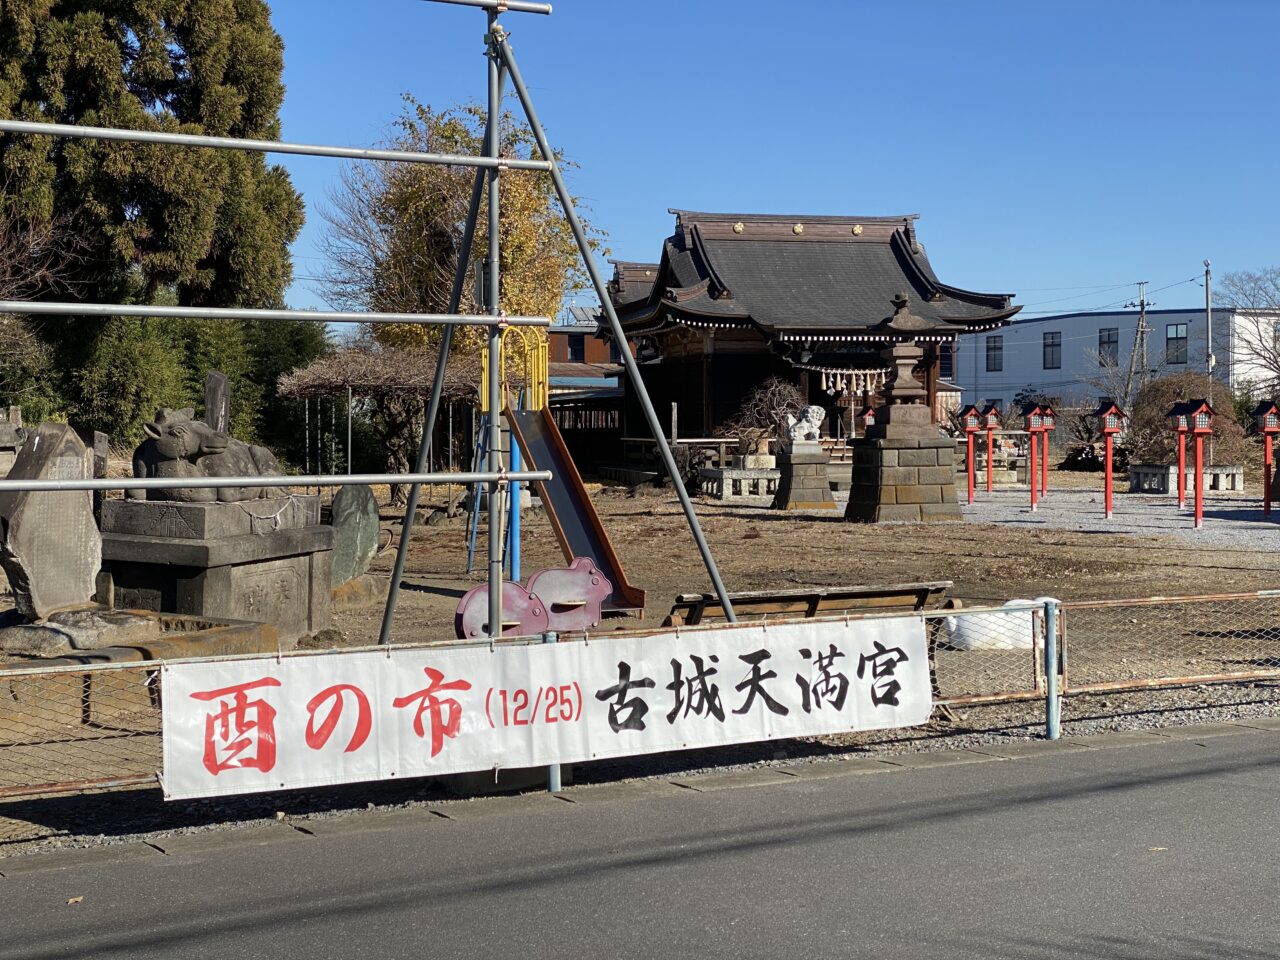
[1099,328,1119,367]
[1043,331,1061,370]
[608,338,621,363]
[1166,323,1188,364]
[568,333,586,363]
[985,335,1003,373]
[938,342,954,380]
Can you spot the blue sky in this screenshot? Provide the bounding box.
[271,0,1280,318]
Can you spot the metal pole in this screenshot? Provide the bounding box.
[0,470,551,494]
[1194,433,1204,529]
[427,0,553,13]
[0,299,547,327]
[496,33,738,621]
[1205,259,1214,466]
[1177,429,1187,509]
[1040,429,1049,499]
[543,630,562,792]
[1044,599,1061,740]
[378,70,505,646]
[0,118,552,171]
[510,423,522,580]
[1029,429,1037,512]
[1265,435,1273,520]
[1104,434,1113,519]
[485,13,505,640]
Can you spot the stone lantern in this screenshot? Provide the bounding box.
[846,295,962,523]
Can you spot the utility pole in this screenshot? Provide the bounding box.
[1123,281,1152,410]
[1205,259,1214,465]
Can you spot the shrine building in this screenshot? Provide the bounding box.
[604,210,1021,438]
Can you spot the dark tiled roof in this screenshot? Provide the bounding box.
[549,361,622,380]
[607,260,660,308]
[613,210,1018,336]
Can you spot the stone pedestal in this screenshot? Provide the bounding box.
[1128,463,1244,494]
[845,437,961,522]
[699,466,780,501]
[772,442,837,510]
[99,495,333,644]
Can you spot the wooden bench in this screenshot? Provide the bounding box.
[663,581,953,627]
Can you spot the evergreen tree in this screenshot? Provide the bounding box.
[0,0,304,440]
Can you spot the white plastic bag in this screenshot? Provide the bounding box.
[944,597,1057,651]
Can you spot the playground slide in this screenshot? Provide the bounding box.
[506,407,645,614]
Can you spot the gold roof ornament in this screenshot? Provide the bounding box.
[732,222,744,234]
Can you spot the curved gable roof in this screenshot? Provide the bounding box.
[614,210,1019,336]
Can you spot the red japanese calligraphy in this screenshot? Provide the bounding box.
[305,683,372,753]
[393,667,471,757]
[189,677,283,775]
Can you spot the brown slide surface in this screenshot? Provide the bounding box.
[506,408,645,613]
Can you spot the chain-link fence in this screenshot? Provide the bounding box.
[0,661,160,798]
[1060,592,1280,693]
[925,604,1045,704]
[2,592,1279,800]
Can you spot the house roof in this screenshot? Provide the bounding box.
[610,210,1019,340]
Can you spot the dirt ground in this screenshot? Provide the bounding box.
[338,469,1280,648]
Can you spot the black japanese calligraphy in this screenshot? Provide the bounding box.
[666,654,725,724]
[733,649,789,717]
[795,644,850,713]
[857,641,909,707]
[595,661,656,732]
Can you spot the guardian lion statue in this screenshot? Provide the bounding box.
[784,405,827,443]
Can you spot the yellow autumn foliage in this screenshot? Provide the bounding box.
[320,97,604,371]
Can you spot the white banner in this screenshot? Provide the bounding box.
[161,616,930,800]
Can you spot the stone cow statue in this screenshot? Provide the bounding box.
[128,407,286,502]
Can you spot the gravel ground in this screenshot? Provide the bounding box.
[960,488,1280,548]
[4,681,1280,861]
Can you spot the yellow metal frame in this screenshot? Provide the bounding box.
[480,327,548,413]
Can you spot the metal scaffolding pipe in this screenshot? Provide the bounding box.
[0,471,549,494]
[496,34,738,622]
[0,299,548,327]
[485,15,505,641]
[425,0,552,13]
[0,118,552,171]
[378,70,504,645]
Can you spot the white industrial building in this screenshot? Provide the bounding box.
[953,307,1280,410]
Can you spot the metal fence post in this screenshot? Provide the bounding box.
[1044,599,1061,740]
[543,631,561,792]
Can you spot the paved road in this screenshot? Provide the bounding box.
[4,725,1280,959]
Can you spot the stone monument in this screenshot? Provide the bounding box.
[772,406,837,510]
[100,408,333,644]
[0,421,25,479]
[846,295,962,522]
[328,483,385,609]
[205,370,230,435]
[0,423,100,619]
[330,484,380,586]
